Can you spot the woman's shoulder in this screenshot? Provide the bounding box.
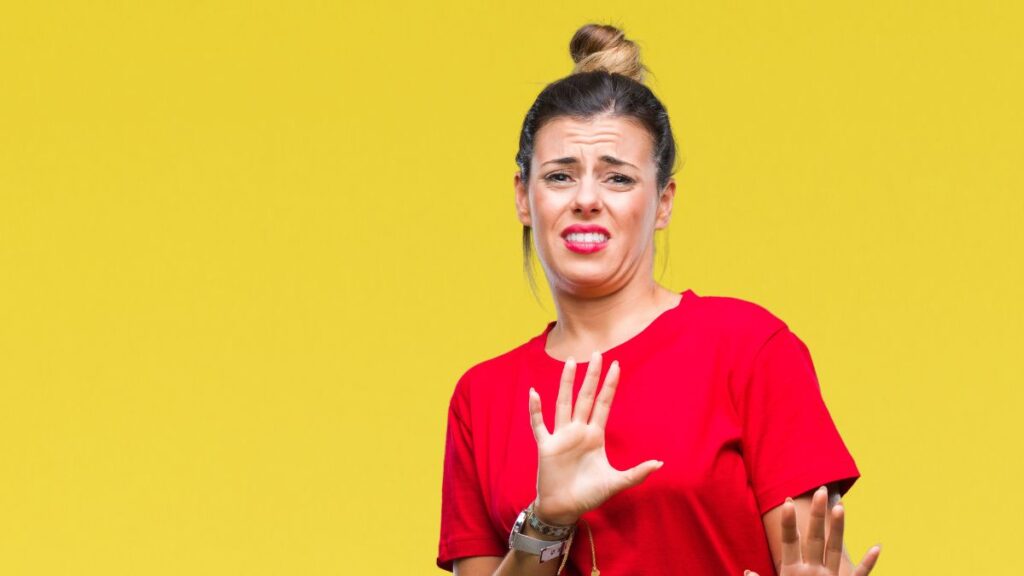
[681,291,811,387]
[683,289,792,345]
[448,336,539,404]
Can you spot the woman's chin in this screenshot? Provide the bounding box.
[553,268,619,293]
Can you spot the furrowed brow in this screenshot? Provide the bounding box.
[540,156,638,169]
[599,155,638,169]
[540,157,579,167]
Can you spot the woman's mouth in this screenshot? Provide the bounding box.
[563,231,609,254]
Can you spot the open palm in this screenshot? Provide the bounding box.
[746,490,880,576]
[527,351,663,526]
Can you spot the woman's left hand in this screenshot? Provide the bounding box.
[744,487,881,576]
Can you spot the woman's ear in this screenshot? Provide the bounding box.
[654,179,676,230]
[514,171,532,227]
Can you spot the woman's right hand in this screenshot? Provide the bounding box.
[527,351,664,526]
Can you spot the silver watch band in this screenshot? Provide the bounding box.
[508,509,570,562]
[526,501,576,539]
[509,530,569,561]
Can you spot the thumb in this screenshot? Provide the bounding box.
[616,459,664,491]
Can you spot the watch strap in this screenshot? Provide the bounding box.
[508,508,571,562]
[509,530,570,562]
[526,501,576,539]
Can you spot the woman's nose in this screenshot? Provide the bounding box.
[571,179,602,213]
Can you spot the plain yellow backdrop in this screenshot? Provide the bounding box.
[1,1,1021,574]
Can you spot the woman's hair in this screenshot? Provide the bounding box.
[516,23,679,298]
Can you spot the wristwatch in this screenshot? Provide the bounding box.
[526,500,576,539]
[508,506,574,562]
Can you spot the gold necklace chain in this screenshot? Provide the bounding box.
[556,519,599,576]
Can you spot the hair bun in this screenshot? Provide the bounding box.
[569,23,646,83]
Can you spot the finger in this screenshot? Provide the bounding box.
[744,572,759,576]
[528,388,550,442]
[803,486,828,566]
[615,459,664,491]
[851,545,881,576]
[590,360,620,430]
[554,357,576,430]
[571,351,603,424]
[780,498,802,566]
[824,504,845,573]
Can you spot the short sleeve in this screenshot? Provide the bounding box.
[436,375,506,571]
[737,326,860,514]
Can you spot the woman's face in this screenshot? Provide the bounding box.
[515,114,675,296]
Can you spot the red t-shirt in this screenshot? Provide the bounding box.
[437,289,859,575]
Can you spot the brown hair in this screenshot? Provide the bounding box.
[516,23,679,298]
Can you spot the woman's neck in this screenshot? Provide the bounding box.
[545,280,681,361]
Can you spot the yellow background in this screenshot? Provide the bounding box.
[1,1,1021,574]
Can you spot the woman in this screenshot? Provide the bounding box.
[438,23,881,576]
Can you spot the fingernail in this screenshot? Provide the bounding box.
[818,485,828,494]
[785,497,794,504]
[744,571,752,576]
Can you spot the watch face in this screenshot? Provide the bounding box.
[509,510,527,548]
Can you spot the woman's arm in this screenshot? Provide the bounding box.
[452,522,565,576]
[452,514,568,576]
[453,556,501,576]
[456,487,873,576]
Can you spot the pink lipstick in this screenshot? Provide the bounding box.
[561,224,611,254]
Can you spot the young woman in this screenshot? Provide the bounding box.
[438,23,881,576]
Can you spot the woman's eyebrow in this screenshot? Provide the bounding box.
[540,155,638,168]
[541,157,579,167]
[599,155,638,169]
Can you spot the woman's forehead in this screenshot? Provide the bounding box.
[534,115,654,165]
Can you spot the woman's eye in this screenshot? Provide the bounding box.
[543,173,632,185]
[545,173,571,183]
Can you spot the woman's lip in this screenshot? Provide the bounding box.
[561,224,611,237]
[563,237,609,254]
